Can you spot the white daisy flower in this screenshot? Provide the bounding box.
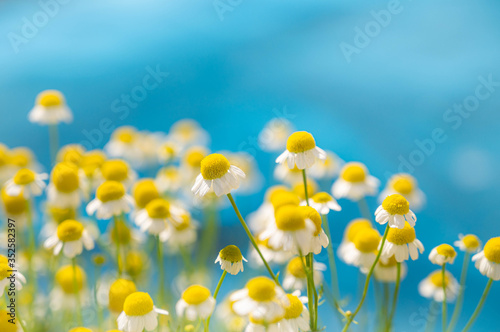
[280,293,310,332]
[273,163,304,184]
[283,256,326,291]
[215,245,248,275]
[275,131,326,170]
[104,126,144,165]
[337,219,373,264]
[181,145,210,185]
[248,239,293,267]
[43,219,95,258]
[331,162,379,201]
[155,166,182,194]
[86,181,135,220]
[454,234,482,253]
[117,292,168,332]
[1,188,28,225]
[375,194,417,229]
[378,173,426,211]
[308,192,341,215]
[429,244,457,266]
[134,198,182,235]
[374,255,408,283]
[418,270,460,302]
[4,168,47,198]
[176,285,216,321]
[28,90,72,125]
[225,151,264,195]
[100,159,138,189]
[258,117,294,152]
[472,237,500,281]
[168,119,210,148]
[245,315,282,332]
[47,162,84,209]
[308,150,343,180]
[157,140,180,165]
[108,278,138,315]
[0,259,26,296]
[300,206,330,255]
[159,211,198,251]
[380,222,424,263]
[50,264,88,312]
[191,153,245,197]
[342,228,381,273]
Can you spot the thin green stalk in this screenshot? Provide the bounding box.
[461,279,493,332]
[226,193,280,285]
[381,283,389,332]
[386,263,401,331]
[301,169,310,206]
[72,257,83,325]
[197,201,218,267]
[113,215,122,276]
[357,197,372,222]
[94,264,103,330]
[157,236,166,307]
[26,199,37,323]
[447,252,470,332]
[205,271,227,332]
[342,225,390,332]
[321,214,341,309]
[442,264,447,332]
[305,254,315,330]
[48,124,59,165]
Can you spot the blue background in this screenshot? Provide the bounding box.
[1,0,499,331]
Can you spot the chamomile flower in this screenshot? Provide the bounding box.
[79,150,107,187]
[157,140,179,165]
[280,293,310,332]
[0,309,22,332]
[134,198,181,235]
[86,181,134,220]
[159,211,197,250]
[258,117,294,152]
[7,147,40,172]
[132,179,160,210]
[292,179,317,202]
[215,245,248,275]
[4,168,47,198]
[375,194,416,229]
[155,166,182,194]
[273,164,304,184]
[472,237,500,280]
[101,159,137,188]
[28,89,72,125]
[245,315,282,332]
[108,279,138,315]
[51,265,87,311]
[380,222,424,263]
[181,146,209,184]
[44,219,94,258]
[308,150,343,180]
[276,131,326,170]
[379,173,426,211]
[338,219,373,263]
[0,261,26,296]
[374,255,408,283]
[104,126,143,162]
[429,244,457,266]
[192,153,246,197]
[176,285,216,321]
[309,192,341,215]
[47,162,83,209]
[283,256,326,291]
[1,188,28,224]
[248,238,293,267]
[0,145,11,185]
[300,206,330,254]
[57,144,86,166]
[117,292,169,332]
[168,119,210,148]
[331,162,380,201]
[418,270,459,302]
[454,234,482,253]
[230,276,288,322]
[225,151,264,195]
[343,228,381,273]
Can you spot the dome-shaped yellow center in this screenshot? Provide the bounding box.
[353,228,381,253]
[200,154,230,180]
[81,150,106,177]
[38,90,64,107]
[270,192,300,211]
[0,263,11,280]
[484,237,500,264]
[345,219,373,242]
[378,255,398,267]
[69,328,93,332]
[391,175,414,195]
[172,120,197,139]
[173,213,192,231]
[0,309,17,332]
[220,245,243,263]
[429,271,450,287]
[132,179,159,209]
[96,181,126,203]
[286,257,307,278]
[49,206,77,224]
[300,206,322,236]
[341,163,367,183]
[56,265,85,294]
[284,294,303,319]
[111,220,131,245]
[51,162,79,193]
[275,205,306,231]
[124,251,144,277]
[286,131,316,153]
[182,285,211,305]
[58,145,85,166]
[382,194,410,215]
[436,244,457,258]
[57,219,84,242]
[185,147,207,168]
[292,180,317,201]
[312,192,333,204]
[123,292,154,316]
[246,277,276,302]
[115,127,136,144]
[1,188,27,215]
[13,168,36,185]
[387,222,416,245]
[109,278,137,313]
[266,186,290,202]
[7,148,32,168]
[249,313,283,325]
[145,198,171,219]
[101,160,130,182]
[462,234,480,250]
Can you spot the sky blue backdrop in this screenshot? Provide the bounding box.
[1,0,499,331]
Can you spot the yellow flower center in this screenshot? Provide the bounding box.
[13,168,36,185]
[174,213,192,231]
[391,176,414,195]
[185,147,207,168]
[353,228,381,253]
[429,271,450,287]
[101,160,130,182]
[172,120,197,139]
[0,263,11,280]
[56,265,85,294]
[300,206,322,236]
[111,220,131,245]
[49,206,76,224]
[145,198,171,219]
[200,154,230,180]
[462,234,480,250]
[93,254,106,266]
[220,245,243,263]
[57,219,84,242]
[266,186,290,202]
[345,219,373,242]
[312,192,333,204]
[246,277,276,302]
[382,194,410,215]
[124,251,144,277]
[96,181,126,203]
[286,131,316,153]
[341,163,367,183]
[38,90,64,107]
[286,257,307,278]
[436,244,457,258]
[132,179,160,208]
[275,205,306,231]
[51,162,79,193]
[292,180,317,201]
[270,192,300,211]
[484,237,500,264]
[249,313,283,325]
[69,328,92,332]
[182,285,211,305]
[387,222,416,245]
[284,294,303,319]
[109,278,137,313]
[378,255,398,267]
[115,128,136,143]
[0,309,18,332]
[123,292,154,316]
[81,150,106,177]
[7,148,32,168]
[58,145,85,166]
[1,188,27,215]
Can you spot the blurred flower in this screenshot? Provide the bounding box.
[308,150,343,180]
[225,151,263,195]
[117,292,168,332]
[274,164,303,184]
[134,198,182,235]
[374,255,407,283]
[28,89,72,125]
[47,162,84,209]
[0,260,26,296]
[276,131,326,170]
[176,285,216,320]
[109,278,137,315]
[4,168,47,198]
[337,219,373,264]
[57,144,86,167]
[300,206,330,255]
[472,237,500,280]
[0,309,21,331]
[379,173,426,211]
[105,126,143,163]
[160,210,197,250]
[157,140,180,165]
[101,159,137,188]
[258,117,293,152]
[283,256,325,291]
[375,194,416,229]
[280,293,310,332]
[132,179,160,210]
[43,219,94,258]
[168,119,210,148]
[51,265,88,311]
[331,162,379,201]
[7,147,40,172]
[87,181,134,219]
[308,192,341,215]
[419,270,459,302]
[454,234,482,253]
[1,187,28,225]
[380,222,424,263]
[155,166,182,194]
[429,244,457,266]
[292,178,317,202]
[181,146,210,185]
[79,150,107,189]
[245,315,282,332]
[343,228,381,273]
[215,245,248,275]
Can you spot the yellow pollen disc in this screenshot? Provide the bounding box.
[341,163,367,183]
[382,194,410,215]
[300,206,322,236]
[13,168,36,185]
[93,254,106,266]
[124,251,144,277]
[249,313,283,325]
[69,328,92,332]
[220,245,243,263]
[1,188,27,215]
[353,228,381,253]
[111,220,131,245]
[0,309,18,332]
[49,206,76,224]
[391,175,414,195]
[312,192,333,204]
[58,145,85,166]
[0,263,11,280]
[270,192,300,211]
[275,205,306,231]
[145,198,170,219]
[101,160,130,182]
[484,237,500,264]
[56,265,85,294]
[286,131,316,153]
[436,244,457,258]
[51,162,79,193]
[200,153,230,180]
[81,150,106,177]
[284,294,303,319]
[132,179,160,209]
[123,292,154,316]
[345,219,373,242]
[172,120,197,139]
[96,181,126,203]
[378,255,398,267]
[292,180,317,201]
[387,222,416,245]
[246,277,276,302]
[286,257,307,278]
[288,165,303,174]
[115,127,136,143]
[109,278,137,313]
[57,219,84,242]
[462,234,480,250]
[182,285,211,305]
[37,90,64,107]
[429,271,450,288]
[8,147,33,168]
[266,186,290,202]
[185,147,207,168]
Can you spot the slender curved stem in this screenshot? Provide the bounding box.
[357,197,372,222]
[157,235,165,307]
[461,279,493,332]
[113,215,122,276]
[321,214,341,308]
[442,264,447,332]
[301,169,310,206]
[447,252,470,332]
[386,263,401,331]
[205,271,227,332]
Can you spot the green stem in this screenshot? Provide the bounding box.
[113,215,122,277]
[447,252,470,332]
[25,199,37,324]
[342,225,390,332]
[381,282,389,331]
[461,279,493,332]
[226,193,280,285]
[94,264,103,330]
[357,197,372,222]
[442,263,447,332]
[301,169,310,206]
[157,236,166,307]
[305,254,315,330]
[48,124,59,165]
[205,271,227,332]
[72,257,83,325]
[321,214,341,310]
[386,263,401,331]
